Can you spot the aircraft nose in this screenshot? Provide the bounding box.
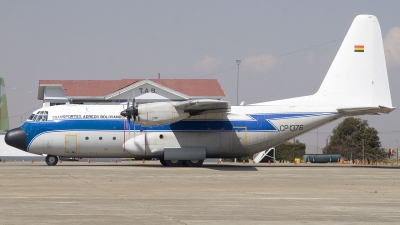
[4,127,27,151]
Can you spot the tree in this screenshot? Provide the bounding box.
[275,139,306,163]
[324,117,386,163]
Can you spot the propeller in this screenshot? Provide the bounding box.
[120,95,140,141]
[120,99,138,124]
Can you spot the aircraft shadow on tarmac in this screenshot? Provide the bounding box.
[4,161,258,171]
[39,163,260,171]
[202,165,259,171]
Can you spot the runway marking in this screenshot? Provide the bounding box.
[259,197,337,200]
[18,194,47,198]
[5,196,69,199]
[55,202,78,204]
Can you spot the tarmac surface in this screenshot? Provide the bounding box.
[1,161,399,225]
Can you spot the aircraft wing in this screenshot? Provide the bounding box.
[174,99,231,116]
[128,99,231,126]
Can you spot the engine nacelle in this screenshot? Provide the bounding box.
[123,132,179,156]
[137,102,189,126]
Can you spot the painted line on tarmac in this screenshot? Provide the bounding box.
[259,197,337,200]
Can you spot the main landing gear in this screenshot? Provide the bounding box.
[159,159,204,167]
[45,155,59,166]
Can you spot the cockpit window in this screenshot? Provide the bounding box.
[28,111,49,122]
[28,114,35,120]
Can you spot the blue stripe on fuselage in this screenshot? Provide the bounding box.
[22,112,337,147]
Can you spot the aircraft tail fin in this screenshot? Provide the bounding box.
[315,15,393,111]
[0,78,10,130]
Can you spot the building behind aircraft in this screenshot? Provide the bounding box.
[38,79,225,107]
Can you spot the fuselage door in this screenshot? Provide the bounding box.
[64,134,77,153]
[232,126,247,152]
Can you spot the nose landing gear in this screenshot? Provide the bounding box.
[45,155,59,166]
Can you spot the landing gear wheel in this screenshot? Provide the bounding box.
[184,160,204,167]
[163,160,183,167]
[45,155,58,166]
[159,159,167,166]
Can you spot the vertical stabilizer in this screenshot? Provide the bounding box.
[0,78,10,130]
[315,15,393,109]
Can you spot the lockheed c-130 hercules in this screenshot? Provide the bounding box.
[5,15,394,166]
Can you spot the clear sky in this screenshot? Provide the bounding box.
[1,0,399,153]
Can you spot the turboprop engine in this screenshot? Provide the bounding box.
[138,102,190,126]
[122,132,178,156]
[121,101,190,127]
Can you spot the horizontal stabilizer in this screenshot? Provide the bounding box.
[337,105,395,115]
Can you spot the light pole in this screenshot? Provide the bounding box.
[396,140,398,166]
[236,60,241,106]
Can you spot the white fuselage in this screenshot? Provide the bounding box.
[24,104,340,159]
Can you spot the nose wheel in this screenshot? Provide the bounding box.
[45,155,59,166]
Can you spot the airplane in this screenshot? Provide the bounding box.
[5,15,394,166]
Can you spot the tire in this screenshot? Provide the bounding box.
[159,159,167,166]
[184,160,204,167]
[45,155,58,166]
[163,160,183,167]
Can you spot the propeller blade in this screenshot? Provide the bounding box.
[132,98,136,123]
[120,96,138,125]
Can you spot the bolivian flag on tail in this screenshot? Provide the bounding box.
[354,45,364,52]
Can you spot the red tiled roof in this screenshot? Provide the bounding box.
[39,79,225,97]
[39,79,140,97]
[149,79,225,97]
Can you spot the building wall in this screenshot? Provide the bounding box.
[43,86,68,107]
[109,85,187,103]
